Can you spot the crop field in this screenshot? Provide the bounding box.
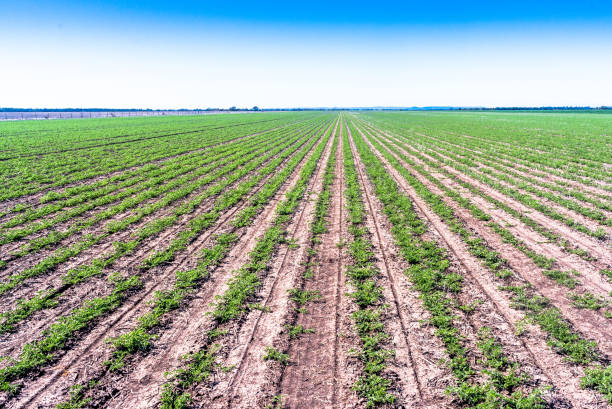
[0,111,611,409]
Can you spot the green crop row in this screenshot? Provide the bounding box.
[367,123,597,262]
[349,119,547,408]
[0,123,314,298]
[0,118,313,234]
[388,121,612,203]
[157,119,334,409]
[0,114,315,201]
[359,121,612,318]
[53,119,336,409]
[0,119,334,400]
[413,134,612,227]
[351,118,612,404]
[418,132,612,211]
[342,123,396,407]
[379,124,607,240]
[0,121,323,335]
[356,111,612,185]
[0,121,309,253]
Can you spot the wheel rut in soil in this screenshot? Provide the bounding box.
[278,125,349,409]
[202,122,337,409]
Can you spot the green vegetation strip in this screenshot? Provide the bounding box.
[157,121,333,409]
[415,134,612,228]
[349,120,546,408]
[342,124,395,407]
[351,120,612,404]
[0,125,303,274]
[375,121,612,212]
[0,119,312,247]
[0,120,332,396]
[109,123,333,369]
[422,132,612,213]
[361,123,611,314]
[360,121,605,258]
[0,124,308,299]
[0,114,315,201]
[0,123,321,333]
[375,124,607,239]
[357,111,611,187]
[55,120,335,409]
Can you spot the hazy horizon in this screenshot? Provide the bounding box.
[3,1,612,109]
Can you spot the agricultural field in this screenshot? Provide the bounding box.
[0,111,610,409]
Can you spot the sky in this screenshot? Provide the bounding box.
[2,0,612,109]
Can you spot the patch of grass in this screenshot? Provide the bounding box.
[285,237,300,249]
[56,382,96,409]
[302,268,314,279]
[263,346,290,365]
[266,394,285,409]
[581,364,612,404]
[570,292,608,310]
[288,288,322,306]
[542,269,580,289]
[495,269,513,279]
[285,324,315,339]
[248,303,271,312]
[601,269,612,282]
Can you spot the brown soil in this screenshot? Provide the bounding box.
[277,126,356,409]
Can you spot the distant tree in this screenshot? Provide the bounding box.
[229,106,237,111]
[252,106,260,111]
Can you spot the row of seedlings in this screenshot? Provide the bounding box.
[357,121,612,319]
[154,118,334,409]
[0,121,322,336]
[342,124,397,407]
[350,120,612,404]
[0,118,332,398]
[349,120,548,408]
[55,121,339,409]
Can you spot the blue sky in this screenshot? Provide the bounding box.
[2,1,612,108]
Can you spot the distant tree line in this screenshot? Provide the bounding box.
[457,106,612,111]
[0,107,263,112]
[1,106,610,113]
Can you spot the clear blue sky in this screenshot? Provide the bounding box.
[2,0,612,108]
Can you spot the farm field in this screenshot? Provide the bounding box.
[0,111,611,409]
